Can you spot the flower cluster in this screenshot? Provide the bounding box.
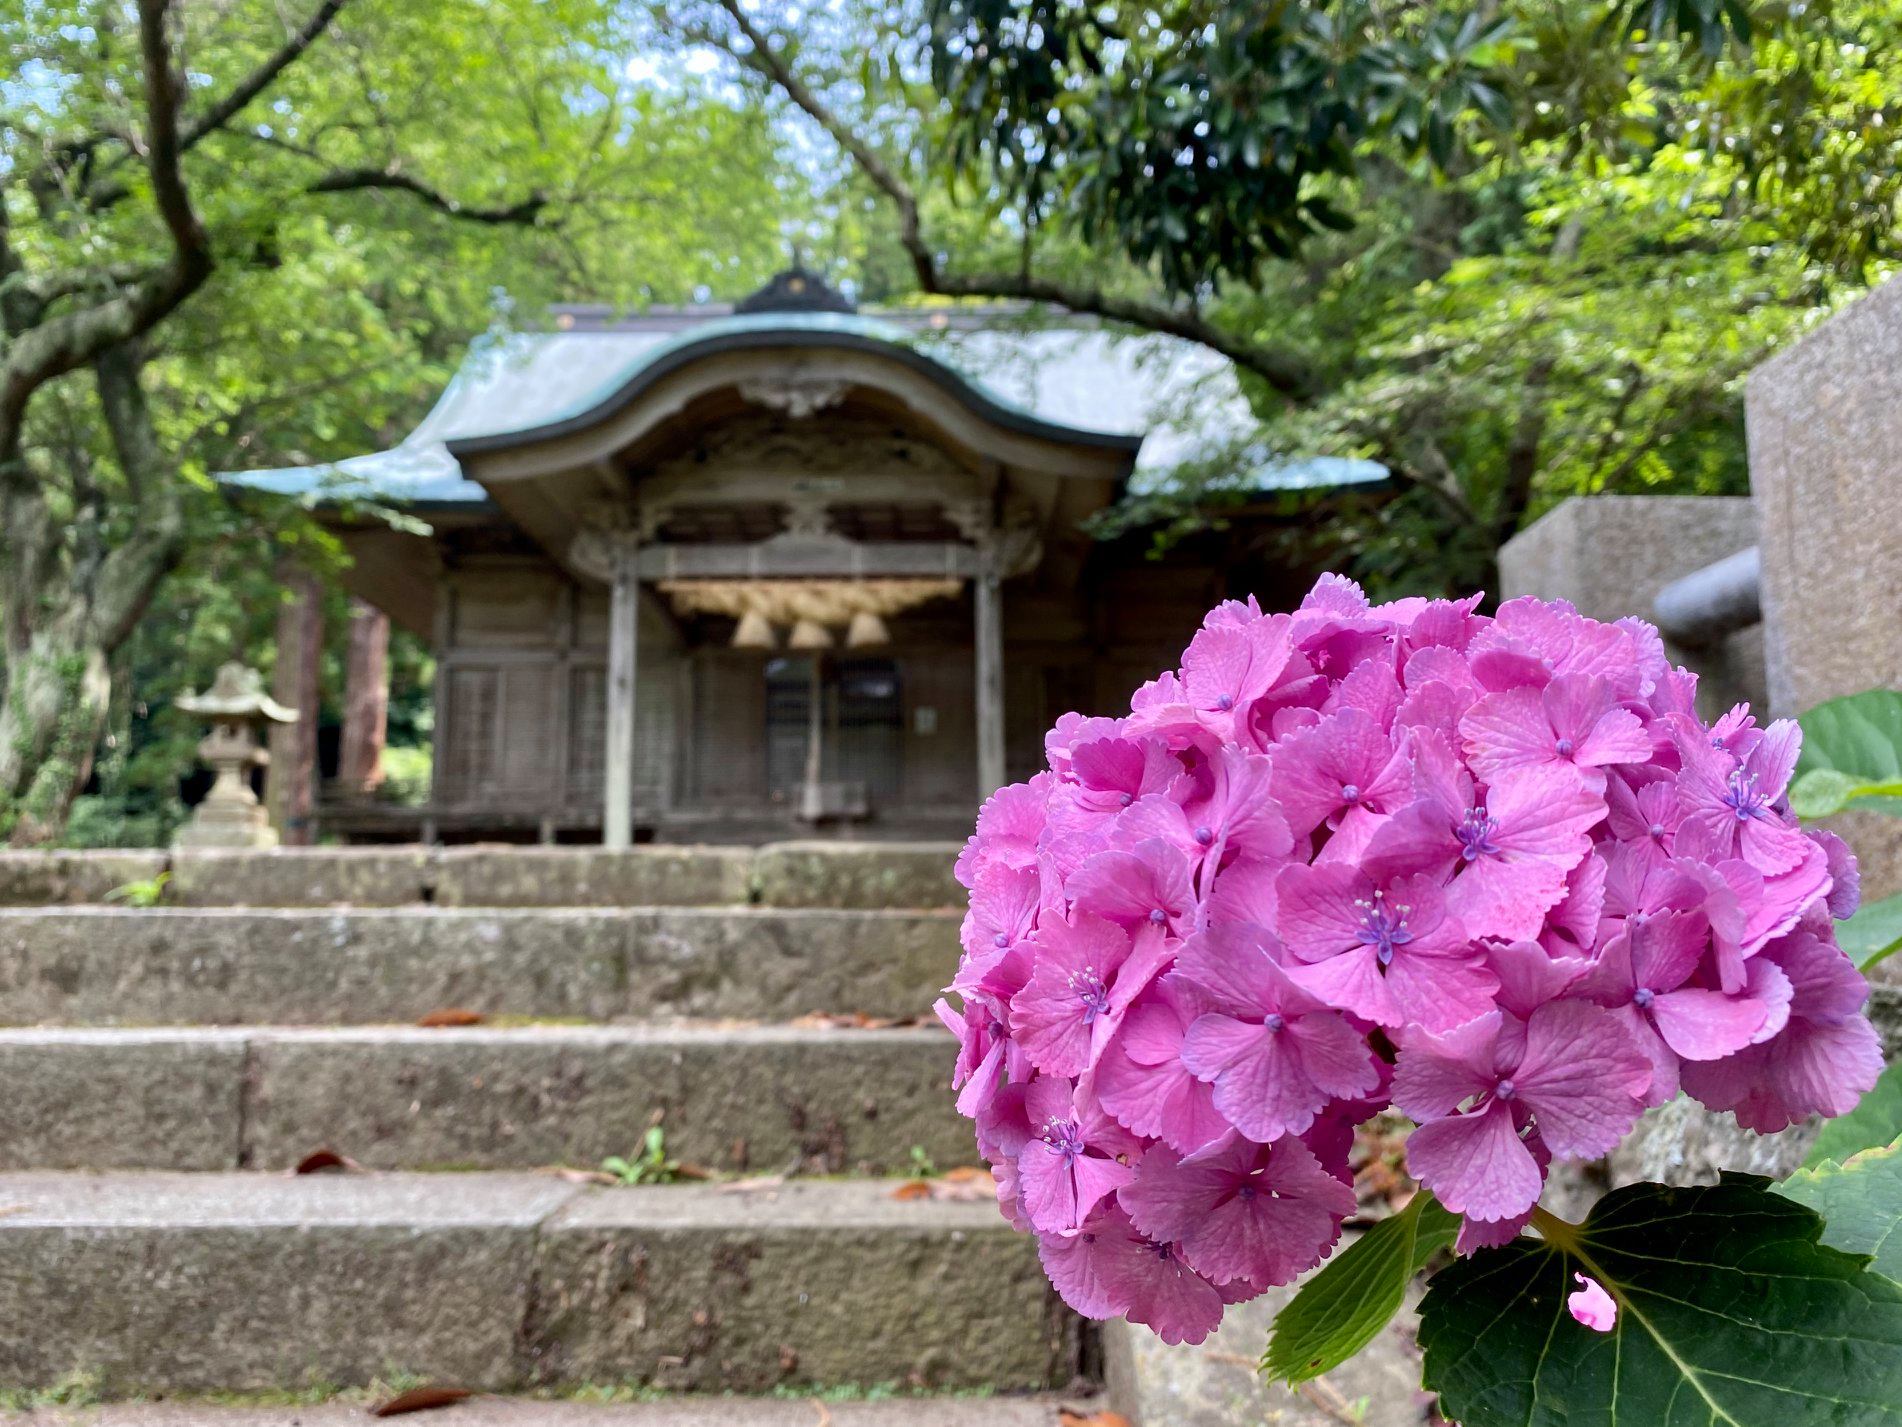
[941,576,1881,1345]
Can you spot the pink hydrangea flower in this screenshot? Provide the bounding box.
[941,575,1879,1342]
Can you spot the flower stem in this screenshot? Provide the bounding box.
[1528,1204,1581,1252]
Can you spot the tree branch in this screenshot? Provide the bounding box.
[91,342,186,651]
[707,0,1317,400]
[0,0,213,462]
[1495,352,1556,543]
[306,167,549,225]
[710,0,929,287]
[82,0,354,210]
[179,0,353,153]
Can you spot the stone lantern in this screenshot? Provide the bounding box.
[174,662,297,849]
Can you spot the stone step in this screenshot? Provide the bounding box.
[7,1397,1085,1425]
[0,906,960,1026]
[0,1025,971,1175]
[0,844,964,911]
[0,1173,1067,1397]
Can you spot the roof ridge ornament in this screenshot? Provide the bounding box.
[734,264,855,316]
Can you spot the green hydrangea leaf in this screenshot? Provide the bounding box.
[1418,1176,1902,1426]
[1780,1137,1902,1282]
[1796,689,1902,818]
[1790,768,1902,820]
[1807,1063,1902,1168]
[1841,891,1902,972]
[1263,1190,1458,1384]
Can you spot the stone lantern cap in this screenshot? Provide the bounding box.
[177,662,297,723]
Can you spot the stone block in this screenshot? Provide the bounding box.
[431,848,754,908]
[167,848,430,906]
[1104,1231,1427,1427]
[0,907,961,1026]
[525,1179,1066,1392]
[242,1025,972,1174]
[32,1400,1079,1425]
[0,1172,575,1393]
[0,1030,245,1171]
[1498,495,1765,716]
[751,842,963,910]
[1747,275,1902,716]
[0,851,167,907]
[623,908,961,1022]
[0,908,628,1027]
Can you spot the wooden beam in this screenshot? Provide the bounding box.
[336,599,389,796]
[604,531,641,848]
[638,539,978,581]
[269,563,324,845]
[974,535,1006,801]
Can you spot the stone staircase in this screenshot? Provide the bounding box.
[0,845,1080,1413]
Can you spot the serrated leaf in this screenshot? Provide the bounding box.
[1842,891,1902,972]
[1796,689,1902,818]
[1264,1191,1458,1384]
[1419,1177,1902,1426]
[1780,1137,1902,1281]
[1808,1063,1902,1168]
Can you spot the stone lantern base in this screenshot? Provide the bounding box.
[173,795,279,850]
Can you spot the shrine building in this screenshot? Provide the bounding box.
[228,270,1382,844]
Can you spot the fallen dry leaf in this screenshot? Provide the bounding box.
[371,1384,474,1416]
[891,1167,997,1203]
[789,1011,894,1030]
[1056,1410,1131,1427]
[416,1007,485,1027]
[547,1167,617,1185]
[715,1174,787,1194]
[292,1148,361,1175]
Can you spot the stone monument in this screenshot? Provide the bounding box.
[174,662,297,849]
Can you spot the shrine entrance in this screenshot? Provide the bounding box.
[764,655,903,817]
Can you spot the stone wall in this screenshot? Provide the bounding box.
[1747,277,1902,911]
[1497,493,1765,716]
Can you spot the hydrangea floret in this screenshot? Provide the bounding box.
[940,576,1882,1344]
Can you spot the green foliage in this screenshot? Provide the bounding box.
[925,0,1749,296]
[1795,690,1902,819]
[378,746,433,809]
[906,1145,938,1180]
[1841,892,1902,973]
[1808,1064,1902,1170]
[4,0,815,840]
[602,1126,679,1186]
[1264,1190,1459,1386]
[104,871,171,909]
[1418,1178,1902,1426]
[1780,1137,1902,1283]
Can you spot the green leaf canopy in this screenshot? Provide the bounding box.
[1418,1177,1902,1426]
[1265,1190,1459,1385]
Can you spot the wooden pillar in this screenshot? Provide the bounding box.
[336,599,389,796]
[604,532,640,848]
[974,536,1006,800]
[269,564,323,845]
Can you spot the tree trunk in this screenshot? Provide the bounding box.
[337,598,389,795]
[0,628,112,845]
[269,565,324,844]
[0,346,184,844]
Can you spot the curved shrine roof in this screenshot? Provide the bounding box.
[224,305,1385,510]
